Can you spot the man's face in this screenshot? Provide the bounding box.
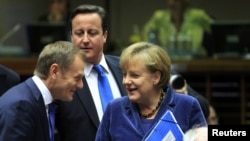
[70,13,107,64]
[52,55,85,101]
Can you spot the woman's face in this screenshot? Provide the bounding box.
[122,61,160,104]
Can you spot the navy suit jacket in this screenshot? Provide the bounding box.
[0,78,50,141]
[55,55,127,141]
[0,64,20,96]
[96,86,207,141]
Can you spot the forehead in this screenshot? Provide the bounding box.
[71,13,102,31]
[124,58,146,70]
[72,13,101,23]
[66,55,84,73]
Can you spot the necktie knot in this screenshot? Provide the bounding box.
[93,64,104,75]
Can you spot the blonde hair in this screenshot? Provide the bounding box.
[120,41,171,89]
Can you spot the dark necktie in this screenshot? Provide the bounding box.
[93,64,114,111]
[48,103,55,141]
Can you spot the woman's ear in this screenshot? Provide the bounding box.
[153,70,161,85]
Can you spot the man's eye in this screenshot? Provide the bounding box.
[74,31,83,36]
[88,30,99,36]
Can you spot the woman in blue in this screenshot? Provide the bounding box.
[95,41,207,141]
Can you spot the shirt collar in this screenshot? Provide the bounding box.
[84,54,110,76]
[32,75,53,105]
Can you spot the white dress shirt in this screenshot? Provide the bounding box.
[84,54,122,121]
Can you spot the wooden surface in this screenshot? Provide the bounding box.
[1,57,250,75]
[0,57,37,75]
[171,58,250,73]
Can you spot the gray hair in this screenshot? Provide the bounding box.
[34,41,85,79]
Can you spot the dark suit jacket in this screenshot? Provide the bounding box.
[0,64,20,96]
[0,78,50,141]
[55,55,127,141]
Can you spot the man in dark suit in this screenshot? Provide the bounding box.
[0,64,20,96]
[0,41,86,141]
[55,4,127,141]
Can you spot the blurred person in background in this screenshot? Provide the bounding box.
[39,0,70,23]
[207,104,219,125]
[170,74,210,120]
[143,0,214,57]
[0,64,20,96]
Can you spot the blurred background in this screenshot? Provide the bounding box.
[0,0,250,55]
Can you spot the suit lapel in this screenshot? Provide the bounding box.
[25,78,50,141]
[105,56,127,96]
[75,55,127,128]
[37,96,51,141]
[76,77,100,127]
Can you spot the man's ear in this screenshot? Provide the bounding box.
[103,30,108,43]
[50,63,60,79]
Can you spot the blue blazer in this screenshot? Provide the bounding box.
[95,86,207,141]
[0,78,50,141]
[0,64,20,96]
[55,55,127,141]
